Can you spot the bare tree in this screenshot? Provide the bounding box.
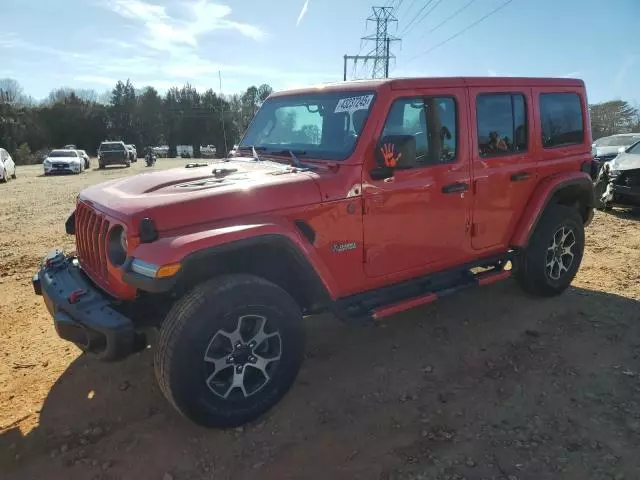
[0,78,25,104]
[590,100,638,139]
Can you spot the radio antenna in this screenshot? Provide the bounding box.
[218,70,229,155]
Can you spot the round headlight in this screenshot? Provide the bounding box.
[107,225,127,266]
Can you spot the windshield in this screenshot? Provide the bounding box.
[100,142,125,151]
[239,91,376,160]
[49,150,78,158]
[595,135,640,147]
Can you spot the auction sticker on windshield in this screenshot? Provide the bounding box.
[334,94,374,114]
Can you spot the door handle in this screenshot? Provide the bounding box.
[442,182,469,194]
[511,171,531,182]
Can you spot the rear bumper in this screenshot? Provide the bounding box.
[33,249,142,361]
[99,155,129,165]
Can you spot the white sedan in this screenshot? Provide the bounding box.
[43,149,84,175]
[0,147,17,183]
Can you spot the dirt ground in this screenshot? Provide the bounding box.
[1,161,639,480]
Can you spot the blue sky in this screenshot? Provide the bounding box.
[0,0,638,104]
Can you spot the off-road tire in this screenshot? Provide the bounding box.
[155,274,305,428]
[515,204,584,297]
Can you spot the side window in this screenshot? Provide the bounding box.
[380,96,457,168]
[477,93,527,157]
[539,93,584,148]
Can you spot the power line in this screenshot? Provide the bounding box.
[398,0,434,37]
[404,0,515,65]
[423,0,477,37]
[401,0,444,38]
[399,0,420,23]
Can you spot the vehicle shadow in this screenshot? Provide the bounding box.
[91,165,132,171]
[605,206,640,220]
[2,283,639,478]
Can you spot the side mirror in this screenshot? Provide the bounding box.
[617,146,626,154]
[371,135,417,180]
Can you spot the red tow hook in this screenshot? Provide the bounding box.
[68,288,87,304]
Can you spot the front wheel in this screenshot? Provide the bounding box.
[155,275,305,428]
[514,204,585,297]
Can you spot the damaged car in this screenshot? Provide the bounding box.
[594,139,640,210]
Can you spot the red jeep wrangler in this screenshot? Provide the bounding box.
[34,77,594,428]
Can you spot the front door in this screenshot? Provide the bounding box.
[470,88,538,250]
[363,88,472,278]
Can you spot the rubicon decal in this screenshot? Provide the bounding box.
[331,241,358,253]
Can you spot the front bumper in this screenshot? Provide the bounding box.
[44,164,82,174]
[613,184,640,204]
[33,249,141,361]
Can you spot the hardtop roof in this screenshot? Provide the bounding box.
[269,77,585,97]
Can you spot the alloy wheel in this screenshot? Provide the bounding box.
[203,314,282,399]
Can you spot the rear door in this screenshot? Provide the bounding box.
[470,88,538,250]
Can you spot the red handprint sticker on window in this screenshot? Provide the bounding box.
[380,143,402,168]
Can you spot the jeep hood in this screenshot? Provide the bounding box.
[79,159,322,233]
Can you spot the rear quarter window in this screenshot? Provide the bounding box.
[539,93,584,148]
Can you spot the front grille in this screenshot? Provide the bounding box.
[615,169,640,187]
[623,169,640,187]
[53,163,69,169]
[75,202,110,284]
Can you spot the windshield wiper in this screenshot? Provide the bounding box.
[236,145,266,161]
[269,149,308,168]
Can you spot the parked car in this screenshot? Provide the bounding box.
[592,134,640,177]
[76,150,90,169]
[0,147,17,182]
[98,141,130,168]
[126,144,138,162]
[34,77,594,429]
[43,149,84,175]
[594,139,640,209]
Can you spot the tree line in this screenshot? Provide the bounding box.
[1,77,640,165]
[0,78,272,164]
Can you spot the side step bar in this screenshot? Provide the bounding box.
[371,268,512,320]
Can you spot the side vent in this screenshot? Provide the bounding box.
[295,220,316,244]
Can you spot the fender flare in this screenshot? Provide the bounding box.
[125,221,338,301]
[510,171,594,248]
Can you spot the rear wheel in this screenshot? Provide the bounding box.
[515,204,585,297]
[155,275,305,428]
